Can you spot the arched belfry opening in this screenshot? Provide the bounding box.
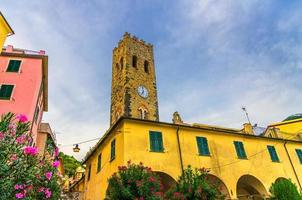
[138,106,148,120]
[144,60,149,73]
[132,55,137,68]
[236,175,268,200]
[120,57,124,69]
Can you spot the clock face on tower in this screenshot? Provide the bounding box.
[137,85,148,98]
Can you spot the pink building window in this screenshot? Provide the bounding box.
[0,84,14,100]
[6,60,21,72]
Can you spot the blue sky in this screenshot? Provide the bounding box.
[2,0,302,160]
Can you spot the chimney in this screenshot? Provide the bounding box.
[39,50,45,55]
[5,45,13,52]
[243,123,253,134]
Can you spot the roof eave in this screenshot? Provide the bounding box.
[0,12,14,35]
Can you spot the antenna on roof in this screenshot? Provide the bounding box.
[242,106,251,124]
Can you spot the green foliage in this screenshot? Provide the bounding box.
[269,179,302,200]
[165,166,224,200]
[59,152,81,177]
[106,161,163,200]
[0,113,61,200]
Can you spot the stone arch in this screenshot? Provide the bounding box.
[236,175,268,200]
[275,177,288,183]
[138,106,148,120]
[154,171,176,193]
[207,174,231,199]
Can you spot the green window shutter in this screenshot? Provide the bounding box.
[87,165,91,181]
[0,85,14,100]
[267,146,279,162]
[234,141,247,159]
[7,60,21,72]
[296,149,302,164]
[157,132,163,152]
[110,139,115,161]
[239,142,247,158]
[97,154,102,173]
[149,131,163,152]
[196,137,210,156]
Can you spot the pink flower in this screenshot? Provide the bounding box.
[10,154,18,161]
[54,147,59,157]
[45,172,53,181]
[14,184,24,190]
[38,187,45,192]
[27,185,33,190]
[15,192,24,199]
[16,135,27,144]
[0,132,4,140]
[8,125,16,136]
[53,160,60,168]
[149,176,155,182]
[44,188,52,198]
[16,114,28,123]
[23,146,38,156]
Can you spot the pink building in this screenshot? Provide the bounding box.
[0,45,48,144]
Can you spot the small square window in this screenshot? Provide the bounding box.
[0,85,14,100]
[6,60,21,72]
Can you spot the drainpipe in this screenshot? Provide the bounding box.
[283,141,302,190]
[176,126,184,174]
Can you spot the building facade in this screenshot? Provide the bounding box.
[0,12,14,52]
[0,45,48,145]
[82,34,302,200]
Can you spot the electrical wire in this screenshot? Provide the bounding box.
[210,128,302,170]
[59,137,101,147]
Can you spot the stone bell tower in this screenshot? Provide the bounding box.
[110,32,159,125]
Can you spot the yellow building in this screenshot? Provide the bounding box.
[0,12,14,52]
[82,33,302,200]
[265,114,302,140]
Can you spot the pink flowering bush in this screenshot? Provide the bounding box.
[105,161,163,200]
[0,113,61,199]
[165,166,224,200]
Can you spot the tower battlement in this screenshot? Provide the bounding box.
[114,32,153,51]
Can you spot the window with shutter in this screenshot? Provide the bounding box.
[296,149,302,164]
[87,165,91,181]
[149,131,164,152]
[0,85,14,100]
[196,137,210,156]
[234,141,247,159]
[6,60,21,72]
[267,145,279,162]
[110,139,116,161]
[97,153,102,173]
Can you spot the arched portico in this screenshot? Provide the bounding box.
[236,175,268,200]
[207,174,231,199]
[154,171,177,192]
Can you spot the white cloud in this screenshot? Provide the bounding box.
[2,0,301,160]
